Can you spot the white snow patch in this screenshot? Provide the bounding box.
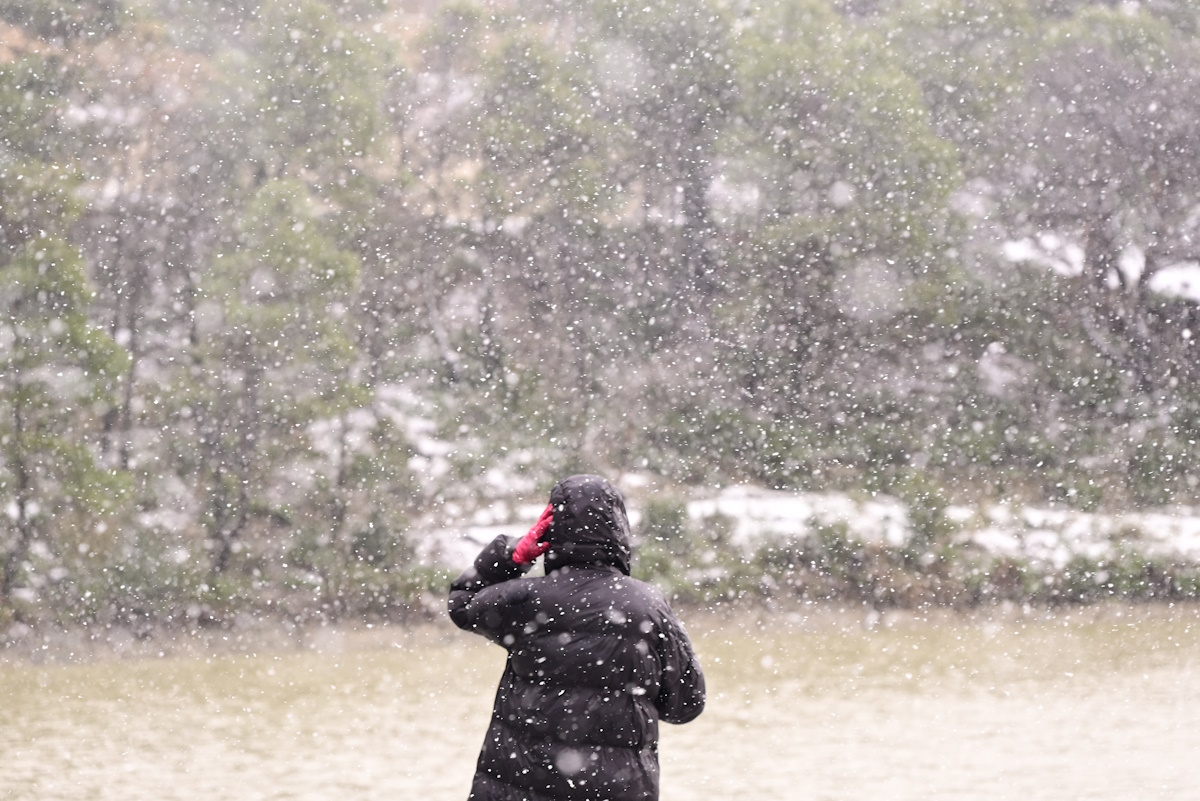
[137,508,194,536]
[1148,262,1200,304]
[1118,246,1145,286]
[308,408,377,462]
[1003,235,1083,276]
[963,503,1200,567]
[686,485,910,549]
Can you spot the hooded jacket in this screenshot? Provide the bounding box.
[448,475,706,801]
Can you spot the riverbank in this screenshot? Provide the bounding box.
[3,597,1197,667]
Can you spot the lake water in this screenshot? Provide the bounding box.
[2,603,1197,800]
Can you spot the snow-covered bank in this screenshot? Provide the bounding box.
[423,484,1200,570]
[958,503,1200,568]
[341,383,1200,575]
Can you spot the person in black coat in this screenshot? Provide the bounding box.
[448,474,706,801]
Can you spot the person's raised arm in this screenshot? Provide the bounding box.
[447,506,554,645]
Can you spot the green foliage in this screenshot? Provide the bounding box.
[0,160,81,252]
[251,0,386,172]
[0,0,125,40]
[471,33,608,201]
[64,528,208,629]
[1128,422,1196,507]
[643,402,758,484]
[633,498,739,604]
[888,471,957,554]
[186,178,364,577]
[283,516,440,622]
[885,0,1038,156]
[1,238,129,606]
[711,525,1200,611]
[1051,550,1200,603]
[732,0,961,264]
[639,497,689,555]
[205,178,360,412]
[2,239,126,381]
[0,56,71,160]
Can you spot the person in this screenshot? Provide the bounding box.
[448,474,706,801]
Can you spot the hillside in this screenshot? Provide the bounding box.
[2,0,1199,629]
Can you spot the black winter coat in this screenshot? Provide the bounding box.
[448,475,705,801]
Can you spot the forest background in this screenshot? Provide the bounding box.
[2,0,1199,633]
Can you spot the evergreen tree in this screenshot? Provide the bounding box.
[0,165,127,611]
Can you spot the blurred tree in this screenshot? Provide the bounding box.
[0,114,128,608]
[885,0,1038,165]
[242,0,385,180]
[2,0,1198,625]
[716,0,961,484]
[327,42,423,390]
[588,0,737,317]
[187,179,360,577]
[118,0,392,586]
[401,0,746,473]
[55,19,237,475]
[991,7,1200,432]
[731,0,960,267]
[0,237,129,611]
[0,44,131,613]
[472,29,622,442]
[403,8,637,466]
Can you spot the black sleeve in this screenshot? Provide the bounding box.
[654,608,706,725]
[447,534,535,647]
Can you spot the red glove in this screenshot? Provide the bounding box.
[512,504,554,565]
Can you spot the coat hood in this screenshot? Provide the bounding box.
[544,474,632,575]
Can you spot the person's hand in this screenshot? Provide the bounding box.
[512,504,554,565]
